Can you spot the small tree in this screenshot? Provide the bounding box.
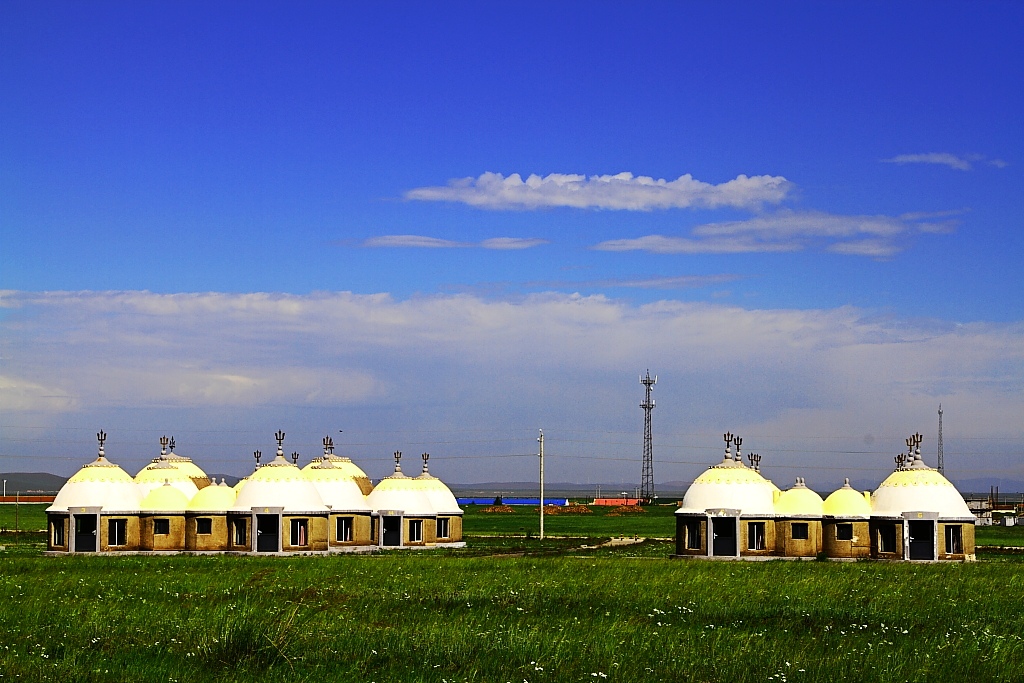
[494,495,503,505]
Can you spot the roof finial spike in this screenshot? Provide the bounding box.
[253,449,262,469]
[844,477,851,487]
[421,452,429,475]
[96,430,107,459]
[275,430,285,457]
[291,451,300,465]
[160,435,169,457]
[168,436,175,453]
[733,436,743,463]
[322,436,331,456]
[394,450,402,473]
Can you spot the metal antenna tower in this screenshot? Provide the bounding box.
[937,404,944,476]
[639,370,657,502]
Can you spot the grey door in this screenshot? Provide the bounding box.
[908,520,934,560]
[256,514,279,552]
[74,515,97,552]
[711,517,737,556]
[382,516,402,546]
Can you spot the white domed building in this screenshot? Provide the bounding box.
[304,438,374,550]
[675,432,975,561]
[47,432,143,553]
[366,452,465,548]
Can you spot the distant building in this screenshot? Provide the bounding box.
[674,435,975,561]
[46,433,464,555]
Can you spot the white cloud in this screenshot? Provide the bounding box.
[2,290,1021,483]
[363,235,471,248]
[362,235,548,250]
[593,210,955,258]
[480,237,549,250]
[405,171,793,210]
[882,152,1008,171]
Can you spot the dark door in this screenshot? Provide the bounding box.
[256,514,279,552]
[74,515,97,553]
[908,520,934,560]
[711,517,737,556]
[382,516,401,546]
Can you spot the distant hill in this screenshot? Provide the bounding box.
[1,472,66,494]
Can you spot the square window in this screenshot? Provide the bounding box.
[337,517,353,542]
[233,519,247,546]
[153,519,170,535]
[290,519,308,546]
[685,519,701,549]
[945,525,963,554]
[196,518,212,535]
[791,522,809,540]
[836,523,853,541]
[437,517,450,539]
[409,519,423,543]
[748,522,766,550]
[108,519,127,546]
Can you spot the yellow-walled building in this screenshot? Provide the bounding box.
[674,434,975,562]
[46,432,464,555]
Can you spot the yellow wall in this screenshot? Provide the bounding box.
[739,519,776,557]
[938,522,975,559]
[328,513,373,547]
[139,515,186,551]
[185,515,230,552]
[773,520,821,557]
[99,515,141,552]
[281,515,328,552]
[821,520,871,558]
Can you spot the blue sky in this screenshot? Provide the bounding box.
[2,3,1022,489]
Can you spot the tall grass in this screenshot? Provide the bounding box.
[1,552,1022,682]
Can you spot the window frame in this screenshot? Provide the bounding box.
[747,521,766,550]
[290,518,309,547]
[437,517,450,539]
[153,518,170,536]
[108,518,127,546]
[196,518,213,535]
[836,523,854,541]
[233,518,247,546]
[791,522,809,540]
[878,524,897,553]
[52,520,66,546]
[408,519,423,543]
[945,525,963,554]
[685,519,701,550]
[337,516,353,542]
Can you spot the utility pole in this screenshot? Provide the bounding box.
[538,429,545,540]
[937,404,945,476]
[640,370,657,503]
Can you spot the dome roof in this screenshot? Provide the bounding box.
[135,460,200,499]
[188,479,237,511]
[366,463,435,516]
[141,438,210,485]
[232,450,328,513]
[305,459,370,512]
[412,457,462,515]
[303,454,373,495]
[48,450,143,513]
[677,455,776,516]
[823,479,871,518]
[140,482,191,511]
[871,467,972,519]
[774,478,824,517]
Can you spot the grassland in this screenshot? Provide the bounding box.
[1,503,1023,682]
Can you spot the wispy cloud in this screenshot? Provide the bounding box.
[405,171,793,210]
[882,153,1008,171]
[2,290,1023,481]
[527,274,742,290]
[593,210,956,258]
[362,235,548,250]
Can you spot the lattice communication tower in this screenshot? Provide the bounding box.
[640,370,657,502]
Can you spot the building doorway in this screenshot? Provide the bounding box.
[711,517,737,556]
[382,516,402,546]
[74,514,97,553]
[908,520,935,560]
[255,514,279,553]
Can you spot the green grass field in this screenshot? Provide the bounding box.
[1,503,1023,681]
